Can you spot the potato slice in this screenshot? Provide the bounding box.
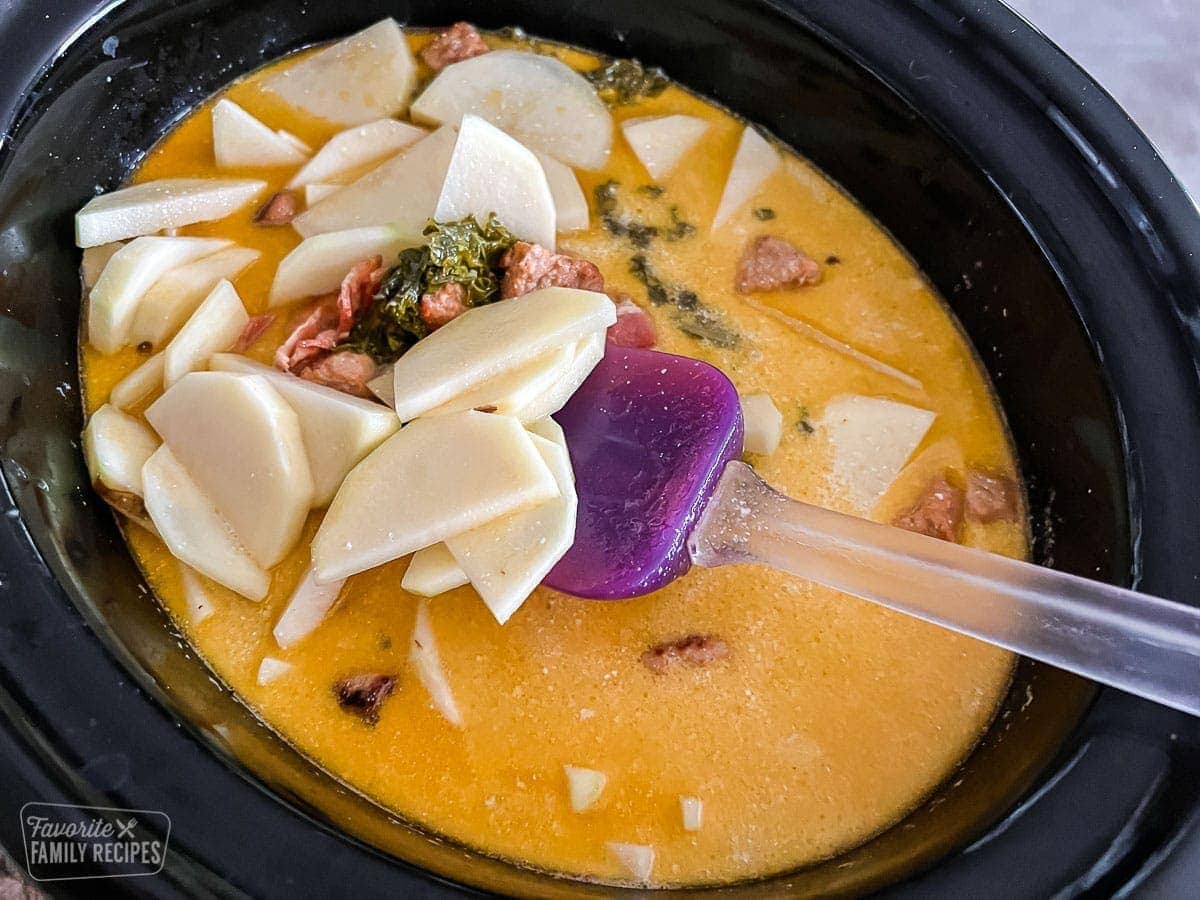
[212,99,311,168]
[83,403,160,495]
[711,127,780,230]
[312,411,559,582]
[287,118,426,188]
[740,393,783,455]
[141,445,270,600]
[434,115,556,249]
[422,343,575,420]
[75,178,266,247]
[109,352,165,410]
[86,236,231,353]
[291,125,457,238]
[304,183,340,206]
[367,363,395,407]
[268,225,417,306]
[146,371,314,567]
[514,330,606,424]
[401,544,468,597]
[131,246,260,346]
[606,843,654,884]
[260,19,418,126]
[410,601,464,727]
[161,280,249,387]
[536,153,589,233]
[179,564,216,624]
[81,242,124,290]
[257,657,293,685]
[446,432,576,625]
[389,288,616,422]
[411,50,612,170]
[273,563,346,649]
[820,394,936,514]
[210,353,400,506]
[621,115,709,180]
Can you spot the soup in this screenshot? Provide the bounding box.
[78,21,1025,887]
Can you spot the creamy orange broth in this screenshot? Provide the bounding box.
[80,31,1024,887]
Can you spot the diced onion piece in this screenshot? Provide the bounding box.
[402,544,468,597]
[86,236,231,353]
[740,393,783,455]
[312,411,559,582]
[680,796,703,831]
[820,395,936,514]
[83,404,159,496]
[621,114,709,180]
[141,446,270,601]
[536,153,589,233]
[563,766,606,812]
[81,242,124,290]
[711,127,779,230]
[410,600,464,727]
[268,225,418,307]
[288,118,426,188]
[304,183,340,206]
[75,178,266,247]
[273,564,346,649]
[179,564,215,624]
[109,352,164,410]
[211,99,311,168]
[606,842,654,884]
[160,280,249,387]
[256,656,294,686]
[260,19,418,126]
[389,287,616,422]
[131,245,261,346]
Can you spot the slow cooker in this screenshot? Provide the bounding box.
[0,0,1198,895]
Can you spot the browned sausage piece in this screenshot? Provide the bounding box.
[255,189,299,226]
[893,478,965,543]
[233,313,276,352]
[606,296,657,348]
[735,235,821,293]
[965,469,1020,523]
[420,22,489,72]
[333,673,397,725]
[299,351,378,398]
[642,634,729,673]
[418,282,469,331]
[499,241,605,299]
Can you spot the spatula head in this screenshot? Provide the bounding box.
[544,346,744,598]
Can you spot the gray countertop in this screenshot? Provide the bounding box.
[1005,0,1199,199]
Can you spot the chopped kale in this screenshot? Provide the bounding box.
[628,254,738,348]
[344,215,516,363]
[585,57,669,106]
[596,181,693,248]
[629,254,669,305]
[753,207,776,221]
[797,405,815,435]
[666,206,696,241]
[825,254,841,265]
[637,184,665,198]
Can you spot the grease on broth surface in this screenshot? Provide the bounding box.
[81,31,1024,886]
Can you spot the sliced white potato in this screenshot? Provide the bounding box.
[711,127,780,230]
[304,183,340,206]
[514,330,606,424]
[81,242,124,290]
[160,280,249,387]
[820,394,936,514]
[292,125,457,237]
[536,153,589,233]
[75,178,266,247]
[621,114,709,179]
[564,766,606,813]
[86,236,231,353]
[273,564,346,648]
[410,601,464,727]
[606,843,654,884]
[83,404,160,495]
[312,411,560,582]
[277,130,312,156]
[109,352,165,410]
[434,115,556,248]
[131,246,260,346]
[740,393,783,455]
[261,20,417,126]
[268,225,417,306]
[390,288,616,422]
[210,353,400,506]
[146,371,314,567]
[446,432,576,625]
[525,416,564,445]
[288,118,426,187]
[367,363,396,407]
[412,50,612,170]
[257,657,293,685]
[402,544,468,597]
[680,796,703,831]
[179,564,215,624]
[141,445,270,600]
[212,99,311,168]
[422,343,574,420]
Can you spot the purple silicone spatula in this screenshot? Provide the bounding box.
[546,346,1200,716]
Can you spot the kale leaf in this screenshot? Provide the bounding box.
[585,58,669,106]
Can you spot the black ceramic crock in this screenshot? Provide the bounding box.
[0,1,1198,896]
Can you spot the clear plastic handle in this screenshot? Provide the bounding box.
[688,462,1200,716]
